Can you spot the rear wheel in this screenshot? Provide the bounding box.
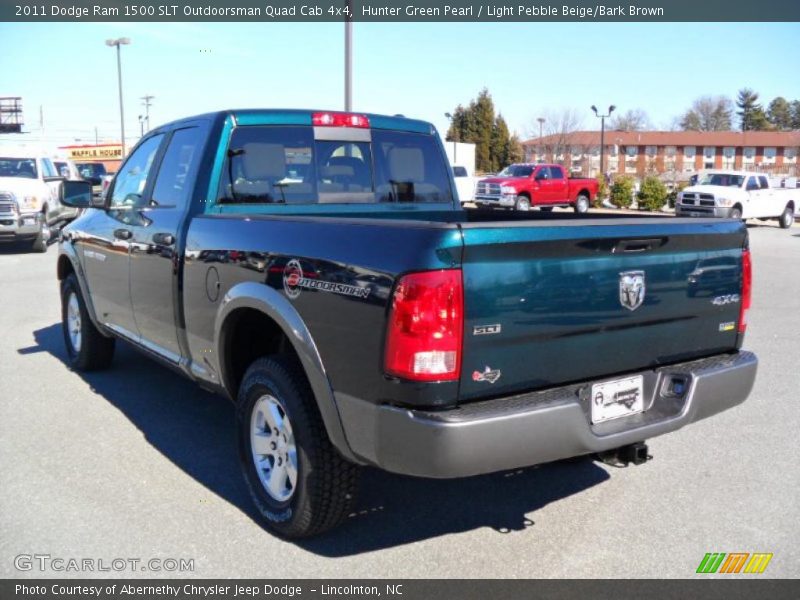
[238,356,359,538]
[515,195,530,211]
[574,194,590,214]
[779,205,794,229]
[61,274,115,371]
[730,206,743,220]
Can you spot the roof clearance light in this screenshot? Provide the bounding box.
[312,112,370,128]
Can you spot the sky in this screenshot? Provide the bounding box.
[0,21,798,149]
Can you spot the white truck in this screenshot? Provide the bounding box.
[0,148,80,251]
[676,170,797,229]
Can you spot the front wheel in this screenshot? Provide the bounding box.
[779,205,794,229]
[514,195,531,211]
[574,194,590,214]
[237,356,359,538]
[61,274,115,370]
[31,213,49,253]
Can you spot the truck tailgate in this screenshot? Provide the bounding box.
[458,218,747,401]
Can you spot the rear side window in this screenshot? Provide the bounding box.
[218,126,452,205]
[758,176,769,189]
[550,166,565,179]
[452,166,468,177]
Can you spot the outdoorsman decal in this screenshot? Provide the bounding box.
[283,259,370,300]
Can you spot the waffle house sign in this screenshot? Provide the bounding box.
[62,144,123,160]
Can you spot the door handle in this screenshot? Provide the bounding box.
[152,232,175,246]
[113,228,132,240]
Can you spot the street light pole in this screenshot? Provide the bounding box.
[106,37,131,155]
[537,117,545,161]
[591,104,616,177]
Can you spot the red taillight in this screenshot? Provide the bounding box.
[312,112,370,128]
[739,249,752,334]
[384,269,463,382]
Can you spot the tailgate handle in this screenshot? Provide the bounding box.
[615,238,666,253]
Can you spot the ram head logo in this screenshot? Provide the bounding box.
[619,271,646,311]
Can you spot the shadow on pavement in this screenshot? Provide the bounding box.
[25,322,610,556]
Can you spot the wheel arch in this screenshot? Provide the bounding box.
[214,282,358,463]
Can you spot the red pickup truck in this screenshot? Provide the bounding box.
[474,163,598,212]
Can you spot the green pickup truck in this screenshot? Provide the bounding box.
[57,109,757,538]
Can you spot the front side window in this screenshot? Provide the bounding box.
[0,157,37,179]
[41,159,57,178]
[110,134,164,208]
[218,126,452,205]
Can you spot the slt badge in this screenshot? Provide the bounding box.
[619,270,645,311]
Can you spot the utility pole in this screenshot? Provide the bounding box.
[344,0,353,111]
[537,117,545,161]
[140,94,154,131]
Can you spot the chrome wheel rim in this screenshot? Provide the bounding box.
[578,197,589,212]
[250,394,297,502]
[517,197,530,211]
[66,292,81,353]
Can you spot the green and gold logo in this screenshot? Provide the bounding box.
[696,552,773,574]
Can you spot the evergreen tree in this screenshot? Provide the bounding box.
[767,97,793,130]
[491,114,511,172]
[737,88,769,131]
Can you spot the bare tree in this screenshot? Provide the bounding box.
[609,108,651,131]
[680,96,734,131]
[527,108,586,162]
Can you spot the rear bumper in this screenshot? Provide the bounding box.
[336,351,757,478]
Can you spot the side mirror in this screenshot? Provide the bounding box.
[60,180,95,208]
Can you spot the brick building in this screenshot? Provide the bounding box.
[523,131,800,179]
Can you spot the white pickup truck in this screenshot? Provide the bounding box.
[0,149,80,251]
[676,170,797,229]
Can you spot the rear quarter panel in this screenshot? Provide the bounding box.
[182,215,464,407]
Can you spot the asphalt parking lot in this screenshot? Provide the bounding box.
[0,220,798,579]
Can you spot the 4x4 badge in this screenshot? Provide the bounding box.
[472,366,501,384]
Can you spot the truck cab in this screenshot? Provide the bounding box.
[677,170,797,229]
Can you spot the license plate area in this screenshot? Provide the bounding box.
[591,375,644,424]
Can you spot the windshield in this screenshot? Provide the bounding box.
[698,173,745,187]
[219,126,453,205]
[498,164,533,178]
[0,157,38,179]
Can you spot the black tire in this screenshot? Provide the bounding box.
[779,205,793,229]
[31,212,49,253]
[730,206,743,220]
[539,206,554,212]
[515,195,530,211]
[61,274,115,371]
[574,194,590,214]
[237,356,359,538]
